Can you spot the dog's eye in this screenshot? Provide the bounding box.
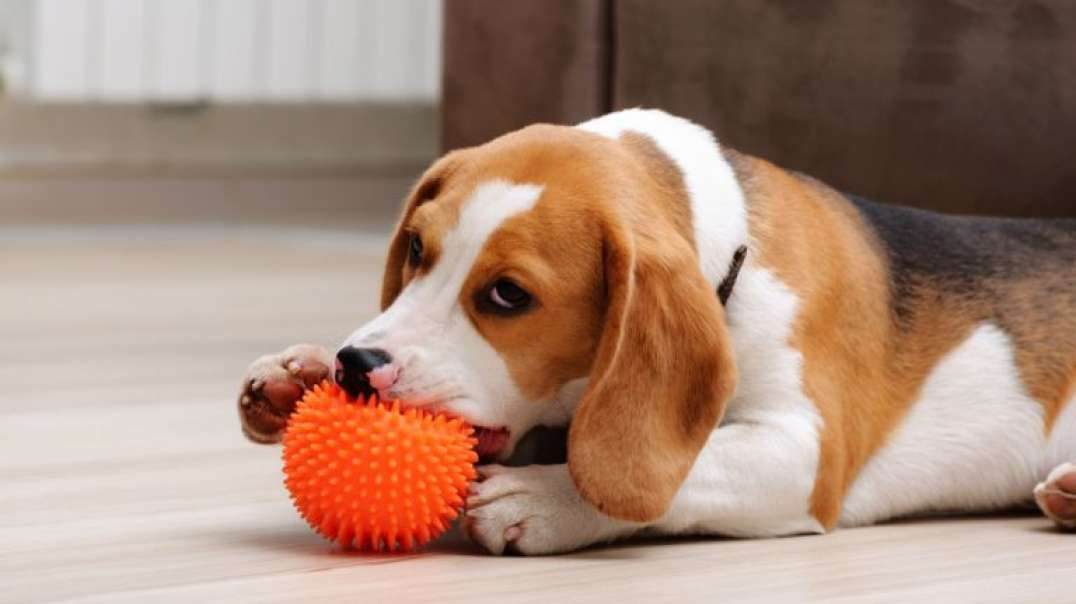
[408,234,423,265]
[488,279,531,312]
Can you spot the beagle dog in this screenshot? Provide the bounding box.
[239,109,1076,554]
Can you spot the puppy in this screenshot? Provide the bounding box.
[239,109,1076,554]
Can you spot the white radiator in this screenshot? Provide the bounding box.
[25,0,441,102]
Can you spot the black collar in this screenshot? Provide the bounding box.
[717,245,748,306]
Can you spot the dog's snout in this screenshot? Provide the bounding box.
[335,346,392,398]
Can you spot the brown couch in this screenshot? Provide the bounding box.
[443,0,1076,217]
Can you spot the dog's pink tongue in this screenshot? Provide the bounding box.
[474,427,509,457]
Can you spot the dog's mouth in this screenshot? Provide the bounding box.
[472,426,510,461]
[348,385,510,462]
[388,394,510,461]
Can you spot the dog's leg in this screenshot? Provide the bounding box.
[646,417,824,538]
[465,414,822,554]
[1035,462,1076,530]
[237,344,333,443]
[463,463,638,555]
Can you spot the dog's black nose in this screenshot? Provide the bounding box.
[335,346,392,398]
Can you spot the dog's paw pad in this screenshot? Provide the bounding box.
[238,345,332,443]
[1035,462,1076,530]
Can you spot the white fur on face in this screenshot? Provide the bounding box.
[343,180,545,453]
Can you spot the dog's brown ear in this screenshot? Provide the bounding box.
[379,173,443,309]
[567,215,738,522]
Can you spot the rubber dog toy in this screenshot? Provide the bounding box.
[282,381,478,551]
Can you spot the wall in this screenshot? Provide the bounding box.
[0,0,441,175]
[22,0,440,102]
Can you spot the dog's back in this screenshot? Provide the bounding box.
[849,195,1075,303]
[849,195,1075,410]
[835,194,1076,524]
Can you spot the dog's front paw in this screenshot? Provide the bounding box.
[1035,461,1076,530]
[238,344,333,443]
[463,464,633,555]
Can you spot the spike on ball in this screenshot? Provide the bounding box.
[282,380,478,552]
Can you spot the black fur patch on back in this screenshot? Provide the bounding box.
[847,194,1076,323]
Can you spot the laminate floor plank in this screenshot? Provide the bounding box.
[2,225,1072,604]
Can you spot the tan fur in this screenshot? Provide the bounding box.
[997,278,1076,432]
[726,151,897,527]
[380,160,460,308]
[381,124,737,522]
[616,132,697,252]
[726,150,1076,528]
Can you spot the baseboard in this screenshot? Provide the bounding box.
[0,101,438,177]
[0,175,413,229]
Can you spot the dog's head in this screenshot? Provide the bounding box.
[340,120,738,522]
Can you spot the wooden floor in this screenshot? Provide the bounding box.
[3,199,1074,602]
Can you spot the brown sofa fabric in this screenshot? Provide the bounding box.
[614,0,1076,217]
[441,0,610,155]
[443,0,1076,218]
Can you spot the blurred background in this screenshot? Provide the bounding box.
[0,0,438,229]
[3,5,439,594]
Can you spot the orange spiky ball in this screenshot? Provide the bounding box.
[282,381,478,552]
